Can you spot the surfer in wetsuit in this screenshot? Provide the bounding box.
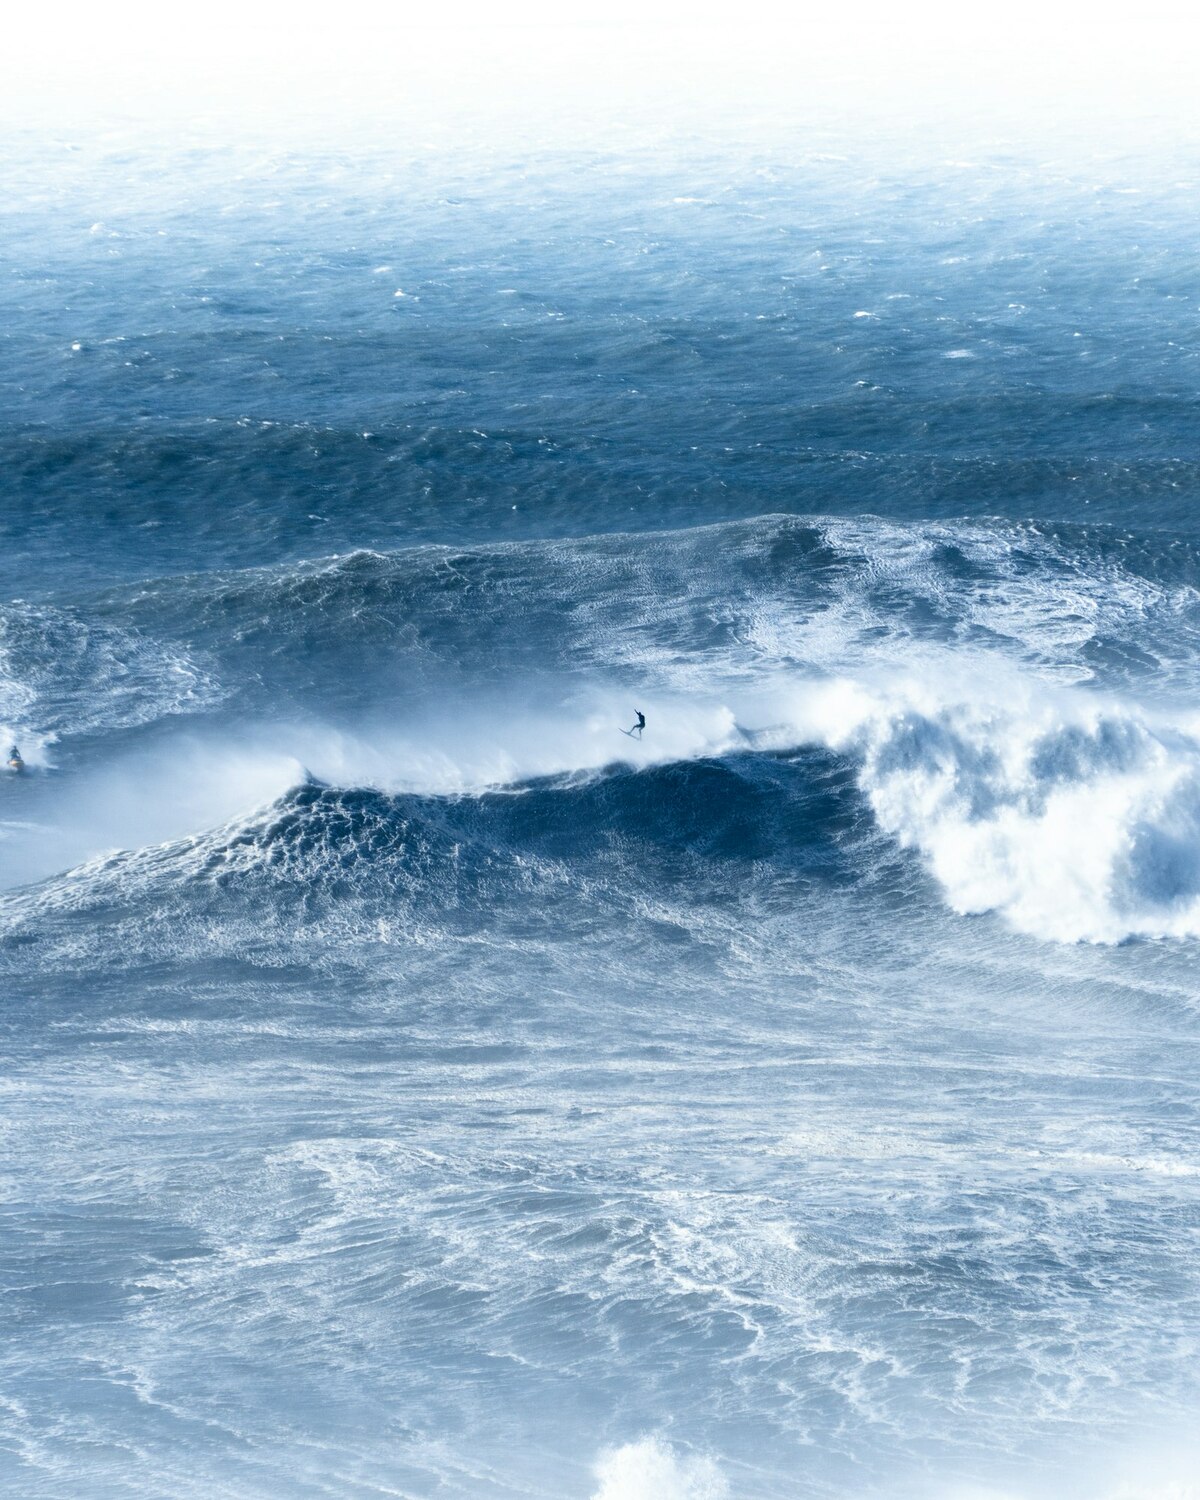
[630,710,646,739]
[7,745,24,772]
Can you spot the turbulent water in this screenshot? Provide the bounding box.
[2,126,1199,1499]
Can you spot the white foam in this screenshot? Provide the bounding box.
[591,1438,728,1500]
[789,663,1200,943]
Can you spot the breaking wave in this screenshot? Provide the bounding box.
[6,651,1200,947]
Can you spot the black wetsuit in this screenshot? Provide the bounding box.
[634,712,646,738]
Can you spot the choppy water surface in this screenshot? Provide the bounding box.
[1,128,1199,1500]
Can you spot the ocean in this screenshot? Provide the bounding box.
[1,122,1198,1499]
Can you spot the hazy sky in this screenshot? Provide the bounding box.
[3,2,1198,151]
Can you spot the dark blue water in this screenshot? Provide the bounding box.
[2,127,1199,1500]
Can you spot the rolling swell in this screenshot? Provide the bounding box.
[7,419,1200,597]
[27,511,1200,730]
[7,511,1200,946]
[0,752,877,979]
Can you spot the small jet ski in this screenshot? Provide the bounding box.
[6,745,25,773]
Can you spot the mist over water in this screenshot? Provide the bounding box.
[2,93,1200,1500]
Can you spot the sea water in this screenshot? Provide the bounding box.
[1,120,1198,1499]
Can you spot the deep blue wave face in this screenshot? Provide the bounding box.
[2,121,1200,1500]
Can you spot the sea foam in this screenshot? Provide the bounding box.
[591,1438,728,1500]
[804,667,1200,943]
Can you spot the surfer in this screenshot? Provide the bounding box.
[629,710,646,739]
[7,744,24,773]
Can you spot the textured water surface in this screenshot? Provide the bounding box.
[1,128,1199,1500]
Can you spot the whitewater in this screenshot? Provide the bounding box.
[2,122,1199,1500]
